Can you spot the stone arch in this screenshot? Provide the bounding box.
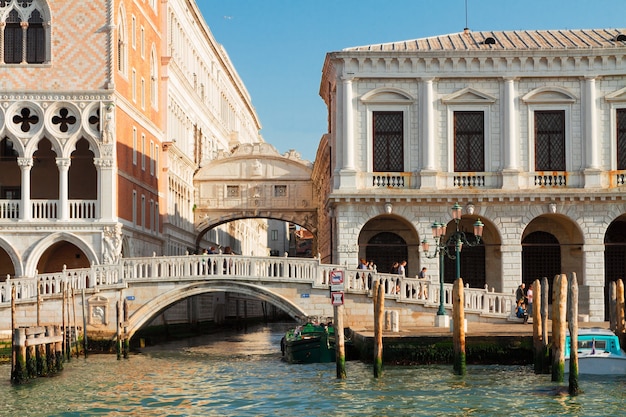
[193,143,316,248]
[357,214,419,276]
[124,281,308,340]
[25,232,99,276]
[0,237,24,278]
[521,213,584,296]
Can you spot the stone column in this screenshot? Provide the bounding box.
[338,76,356,188]
[583,76,602,187]
[95,156,116,221]
[17,158,33,221]
[580,243,605,322]
[420,78,438,189]
[20,22,28,64]
[0,22,5,63]
[56,158,71,221]
[500,244,522,295]
[502,77,521,188]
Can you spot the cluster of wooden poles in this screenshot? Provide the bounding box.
[10,282,88,384]
[333,274,626,395]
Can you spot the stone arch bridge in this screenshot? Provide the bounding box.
[193,143,318,247]
[0,254,515,341]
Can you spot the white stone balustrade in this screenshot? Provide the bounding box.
[0,255,516,321]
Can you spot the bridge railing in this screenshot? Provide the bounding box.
[0,255,516,319]
[342,267,516,317]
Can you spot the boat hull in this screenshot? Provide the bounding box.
[284,336,336,364]
[565,354,626,375]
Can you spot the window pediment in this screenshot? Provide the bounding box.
[605,86,626,102]
[442,87,496,104]
[522,87,576,104]
[360,88,415,104]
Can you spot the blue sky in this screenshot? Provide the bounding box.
[200,0,626,162]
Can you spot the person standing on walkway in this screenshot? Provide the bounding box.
[526,283,534,316]
[516,283,526,305]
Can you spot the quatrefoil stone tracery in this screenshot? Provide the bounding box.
[51,107,77,133]
[12,107,39,132]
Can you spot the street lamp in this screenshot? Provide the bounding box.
[421,203,484,322]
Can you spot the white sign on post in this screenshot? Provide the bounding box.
[331,291,344,306]
[330,270,344,292]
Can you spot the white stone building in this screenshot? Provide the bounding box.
[318,28,626,321]
[162,0,269,257]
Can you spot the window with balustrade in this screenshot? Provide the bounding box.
[535,110,565,171]
[373,111,403,172]
[454,111,484,172]
[617,109,626,170]
[1,0,48,64]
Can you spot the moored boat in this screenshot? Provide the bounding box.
[565,327,626,375]
[281,322,335,364]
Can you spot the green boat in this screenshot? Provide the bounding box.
[281,322,336,364]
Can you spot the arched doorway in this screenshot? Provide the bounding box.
[604,217,626,319]
[36,241,90,273]
[0,247,15,280]
[522,231,561,302]
[366,232,408,275]
[357,216,419,276]
[442,233,485,288]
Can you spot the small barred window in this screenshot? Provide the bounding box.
[274,185,287,197]
[226,186,239,198]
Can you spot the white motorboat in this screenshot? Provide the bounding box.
[565,327,626,375]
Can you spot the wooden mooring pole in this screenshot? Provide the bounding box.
[452,278,466,376]
[609,281,617,331]
[567,272,580,396]
[551,274,567,382]
[334,303,346,379]
[82,289,88,358]
[373,280,384,378]
[533,277,551,374]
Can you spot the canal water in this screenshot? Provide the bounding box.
[1,324,625,417]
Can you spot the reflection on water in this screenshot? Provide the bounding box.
[1,323,625,417]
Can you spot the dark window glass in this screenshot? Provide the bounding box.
[617,109,626,170]
[4,10,22,64]
[454,111,484,172]
[26,10,45,64]
[373,111,403,172]
[535,110,565,171]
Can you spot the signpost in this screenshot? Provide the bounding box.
[330,269,346,378]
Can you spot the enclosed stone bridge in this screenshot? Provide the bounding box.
[0,254,516,341]
[193,143,318,245]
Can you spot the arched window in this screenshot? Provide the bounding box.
[117,8,127,73]
[1,1,49,64]
[26,9,44,63]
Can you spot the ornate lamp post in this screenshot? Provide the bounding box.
[421,203,484,324]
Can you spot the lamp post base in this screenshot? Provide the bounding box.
[434,314,450,328]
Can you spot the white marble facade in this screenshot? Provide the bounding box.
[319,29,626,321]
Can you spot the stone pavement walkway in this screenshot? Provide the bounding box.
[354,320,610,338]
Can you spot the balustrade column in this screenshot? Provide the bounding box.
[18,158,33,220]
[56,158,70,221]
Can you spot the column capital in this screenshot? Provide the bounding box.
[94,158,115,168]
[55,157,71,168]
[17,157,33,168]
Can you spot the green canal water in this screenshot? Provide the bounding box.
[1,324,625,417]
